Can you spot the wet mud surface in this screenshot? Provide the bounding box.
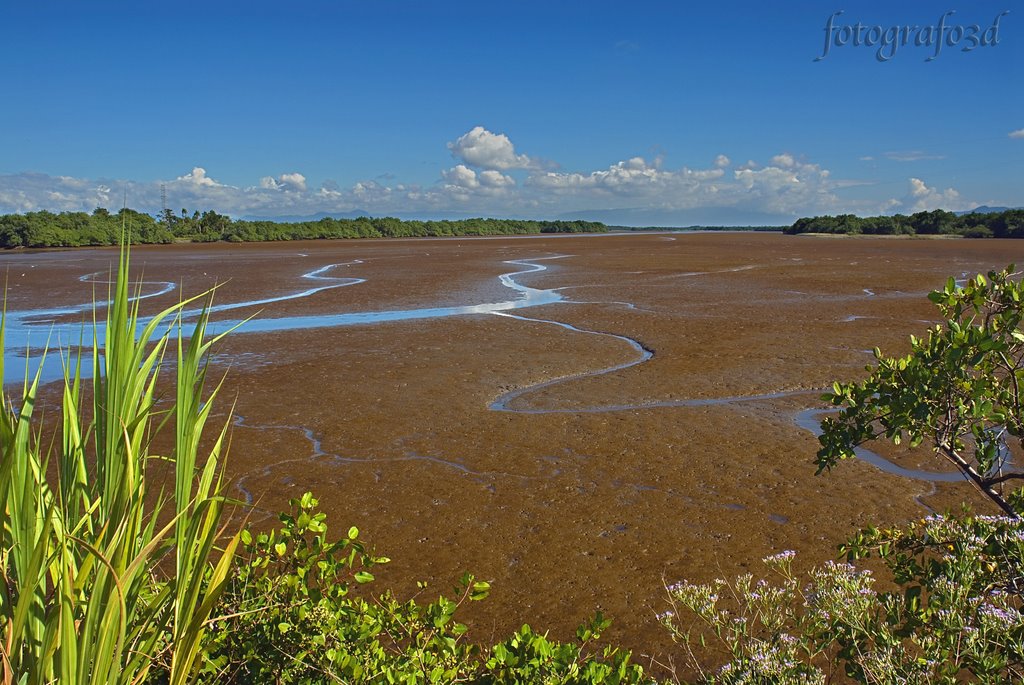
[4,232,1022,663]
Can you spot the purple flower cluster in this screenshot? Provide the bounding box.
[763,550,797,565]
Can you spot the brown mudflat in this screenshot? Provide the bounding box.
[4,232,1021,663]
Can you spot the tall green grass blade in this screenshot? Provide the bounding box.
[1,234,238,684]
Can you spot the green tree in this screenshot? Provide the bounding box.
[198,209,231,237]
[817,266,1024,517]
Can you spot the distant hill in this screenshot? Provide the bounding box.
[956,206,1023,215]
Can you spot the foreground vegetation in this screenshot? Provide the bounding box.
[0,208,607,248]
[785,208,1024,238]
[0,244,238,683]
[2,241,1023,682]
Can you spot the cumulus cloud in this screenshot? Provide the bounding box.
[447,126,536,170]
[0,172,129,213]
[1010,129,1024,139]
[279,172,307,191]
[317,179,343,199]
[526,153,841,218]
[440,164,515,202]
[351,180,392,204]
[731,158,838,215]
[895,177,967,213]
[714,154,730,168]
[770,153,795,168]
[528,156,723,195]
[176,167,224,187]
[259,172,307,192]
[479,169,515,187]
[442,164,480,189]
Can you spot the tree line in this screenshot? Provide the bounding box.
[785,208,1024,238]
[0,207,608,248]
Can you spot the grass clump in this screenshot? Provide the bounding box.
[1,242,238,684]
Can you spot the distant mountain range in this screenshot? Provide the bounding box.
[956,206,1023,215]
[239,210,374,222]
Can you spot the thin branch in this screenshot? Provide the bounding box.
[985,472,1024,487]
[935,441,1019,519]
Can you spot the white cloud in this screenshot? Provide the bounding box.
[528,156,723,194]
[0,172,129,213]
[1010,129,1024,139]
[895,177,967,213]
[770,153,795,168]
[176,167,224,187]
[259,172,307,192]
[442,164,480,189]
[714,154,730,168]
[479,170,514,187]
[440,165,515,202]
[447,126,536,170]
[278,172,307,191]
[523,153,847,218]
[731,158,836,214]
[317,181,343,199]
[351,180,392,204]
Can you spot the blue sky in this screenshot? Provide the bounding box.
[1,0,1021,224]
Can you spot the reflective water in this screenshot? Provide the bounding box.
[2,252,968,487]
[793,407,964,482]
[2,257,564,384]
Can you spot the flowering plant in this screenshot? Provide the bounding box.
[662,514,1024,683]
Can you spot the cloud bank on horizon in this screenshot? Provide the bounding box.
[0,126,985,225]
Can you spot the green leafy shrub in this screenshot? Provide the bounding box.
[484,614,647,684]
[201,490,480,683]
[964,225,995,239]
[201,493,651,684]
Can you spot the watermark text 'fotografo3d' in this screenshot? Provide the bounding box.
[816,10,1010,62]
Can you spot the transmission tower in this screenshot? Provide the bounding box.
[160,184,169,224]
